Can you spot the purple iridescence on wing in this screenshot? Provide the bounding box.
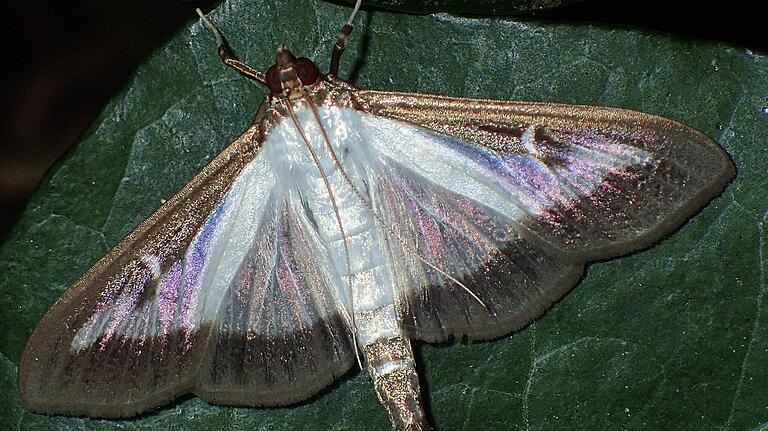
[68,185,238,353]
[156,260,182,336]
[411,198,445,263]
[551,134,647,195]
[99,270,153,348]
[179,191,235,330]
[417,128,648,218]
[276,214,305,326]
[378,162,516,285]
[388,172,450,265]
[503,154,573,213]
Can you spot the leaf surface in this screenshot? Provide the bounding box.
[1,0,766,430]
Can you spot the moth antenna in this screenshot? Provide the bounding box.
[195,8,267,85]
[302,94,492,313]
[196,8,224,47]
[328,0,362,77]
[346,0,363,26]
[283,100,364,370]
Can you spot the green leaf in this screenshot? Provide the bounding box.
[1,0,766,430]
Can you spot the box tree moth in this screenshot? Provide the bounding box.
[19,1,735,430]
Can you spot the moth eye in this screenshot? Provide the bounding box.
[294,57,320,85]
[265,65,282,94]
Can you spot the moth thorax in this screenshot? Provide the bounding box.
[265,45,320,96]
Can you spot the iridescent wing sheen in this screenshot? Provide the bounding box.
[368,157,583,342]
[351,90,734,341]
[19,111,355,417]
[197,192,356,407]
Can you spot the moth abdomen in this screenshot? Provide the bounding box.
[364,336,431,431]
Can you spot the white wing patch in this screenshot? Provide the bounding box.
[521,125,539,156]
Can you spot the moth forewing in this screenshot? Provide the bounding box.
[352,89,735,261]
[19,3,734,430]
[18,118,266,417]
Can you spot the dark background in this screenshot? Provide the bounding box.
[0,0,764,241]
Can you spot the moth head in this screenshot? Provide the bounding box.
[265,45,320,97]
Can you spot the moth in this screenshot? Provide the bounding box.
[19,2,735,430]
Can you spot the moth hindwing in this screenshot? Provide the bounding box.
[19,2,734,430]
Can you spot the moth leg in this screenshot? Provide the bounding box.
[195,8,266,84]
[328,0,362,77]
